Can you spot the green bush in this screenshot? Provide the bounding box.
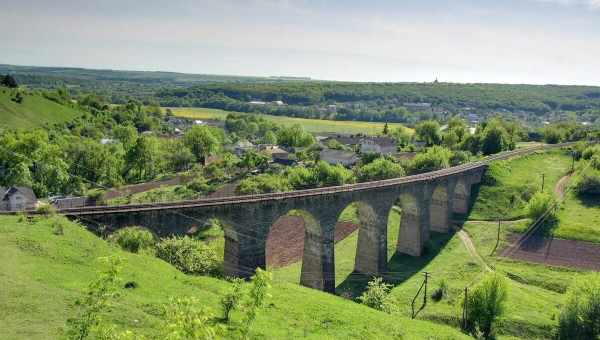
[410,146,452,174]
[526,191,557,222]
[358,277,396,313]
[582,145,600,160]
[155,236,219,275]
[558,274,600,340]
[591,155,600,171]
[356,157,405,181]
[575,171,600,196]
[111,226,155,253]
[481,162,509,186]
[463,274,508,339]
[236,173,292,195]
[449,150,472,166]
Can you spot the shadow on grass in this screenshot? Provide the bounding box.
[335,232,455,298]
[575,193,600,208]
[335,181,481,297]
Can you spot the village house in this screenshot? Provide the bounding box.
[319,149,358,167]
[0,186,38,211]
[359,136,397,155]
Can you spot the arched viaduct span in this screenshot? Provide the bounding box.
[58,144,571,293]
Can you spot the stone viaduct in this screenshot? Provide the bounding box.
[57,144,570,293]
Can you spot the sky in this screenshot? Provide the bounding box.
[2,0,600,85]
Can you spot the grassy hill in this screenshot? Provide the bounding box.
[0,89,82,129]
[0,215,469,339]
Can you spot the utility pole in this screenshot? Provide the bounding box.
[423,272,430,307]
[462,287,469,330]
[541,173,545,192]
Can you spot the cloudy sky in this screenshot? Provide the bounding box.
[2,0,599,85]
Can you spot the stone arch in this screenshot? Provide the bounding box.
[453,179,470,215]
[397,190,429,257]
[263,209,328,291]
[430,183,451,233]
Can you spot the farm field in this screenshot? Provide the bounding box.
[0,215,470,339]
[170,107,412,135]
[0,90,82,129]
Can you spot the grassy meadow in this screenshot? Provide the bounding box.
[0,215,470,339]
[468,150,573,221]
[0,89,82,129]
[170,107,412,135]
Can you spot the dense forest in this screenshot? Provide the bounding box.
[4,64,600,125]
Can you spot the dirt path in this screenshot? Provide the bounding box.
[457,229,492,272]
[554,173,572,200]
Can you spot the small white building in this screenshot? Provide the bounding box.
[359,137,397,155]
[319,149,358,167]
[0,186,38,211]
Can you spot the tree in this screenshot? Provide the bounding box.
[410,146,452,174]
[526,191,557,221]
[113,125,138,151]
[558,274,600,340]
[1,74,18,88]
[262,130,278,145]
[358,277,396,313]
[390,127,412,148]
[236,174,292,194]
[481,124,509,155]
[125,136,163,181]
[183,126,220,163]
[463,274,508,339]
[164,140,196,172]
[543,126,564,144]
[383,122,389,135]
[276,124,315,148]
[415,120,442,146]
[239,150,269,172]
[313,161,356,186]
[356,157,405,181]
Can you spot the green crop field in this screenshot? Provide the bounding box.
[0,215,468,339]
[170,107,412,135]
[554,192,600,243]
[0,89,82,129]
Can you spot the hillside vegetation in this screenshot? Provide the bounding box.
[0,89,82,129]
[0,215,469,339]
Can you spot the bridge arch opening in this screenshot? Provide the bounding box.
[265,209,328,290]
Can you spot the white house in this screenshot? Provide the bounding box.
[0,186,38,211]
[319,149,358,167]
[359,137,397,155]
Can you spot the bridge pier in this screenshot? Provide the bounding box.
[430,180,455,233]
[354,199,395,276]
[397,186,430,257]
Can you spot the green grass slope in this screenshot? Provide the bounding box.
[0,215,469,339]
[0,89,82,129]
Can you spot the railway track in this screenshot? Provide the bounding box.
[5,143,575,216]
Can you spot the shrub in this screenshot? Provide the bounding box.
[236,174,292,195]
[51,217,66,236]
[591,155,600,171]
[410,146,452,174]
[358,277,396,313]
[111,226,155,253]
[163,297,221,339]
[221,278,245,322]
[241,268,273,336]
[558,274,600,340]
[449,150,472,166]
[575,171,600,196]
[36,204,57,217]
[431,279,448,302]
[481,162,508,186]
[186,175,213,194]
[356,157,405,181]
[155,236,219,275]
[463,274,508,339]
[526,191,557,222]
[582,145,600,160]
